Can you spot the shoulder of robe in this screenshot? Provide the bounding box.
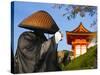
[18,31,37,41]
[17,31,38,50]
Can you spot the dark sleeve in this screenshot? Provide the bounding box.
[40,36,56,56]
[38,36,59,71]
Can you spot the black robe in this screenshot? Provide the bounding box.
[14,31,60,73]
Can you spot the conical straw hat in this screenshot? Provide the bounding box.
[19,10,59,34]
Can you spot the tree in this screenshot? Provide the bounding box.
[52,4,97,28]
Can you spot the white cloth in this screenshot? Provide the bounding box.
[54,31,62,44]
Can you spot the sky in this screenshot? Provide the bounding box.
[12,1,97,55]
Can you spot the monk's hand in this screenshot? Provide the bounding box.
[54,31,63,44]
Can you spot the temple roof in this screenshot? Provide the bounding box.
[71,22,90,33]
[66,22,96,45]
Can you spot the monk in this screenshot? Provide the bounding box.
[14,30,62,73]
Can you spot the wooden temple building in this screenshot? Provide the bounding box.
[66,22,96,58]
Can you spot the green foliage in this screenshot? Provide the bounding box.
[61,45,97,70]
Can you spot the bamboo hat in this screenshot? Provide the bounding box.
[19,10,59,34]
